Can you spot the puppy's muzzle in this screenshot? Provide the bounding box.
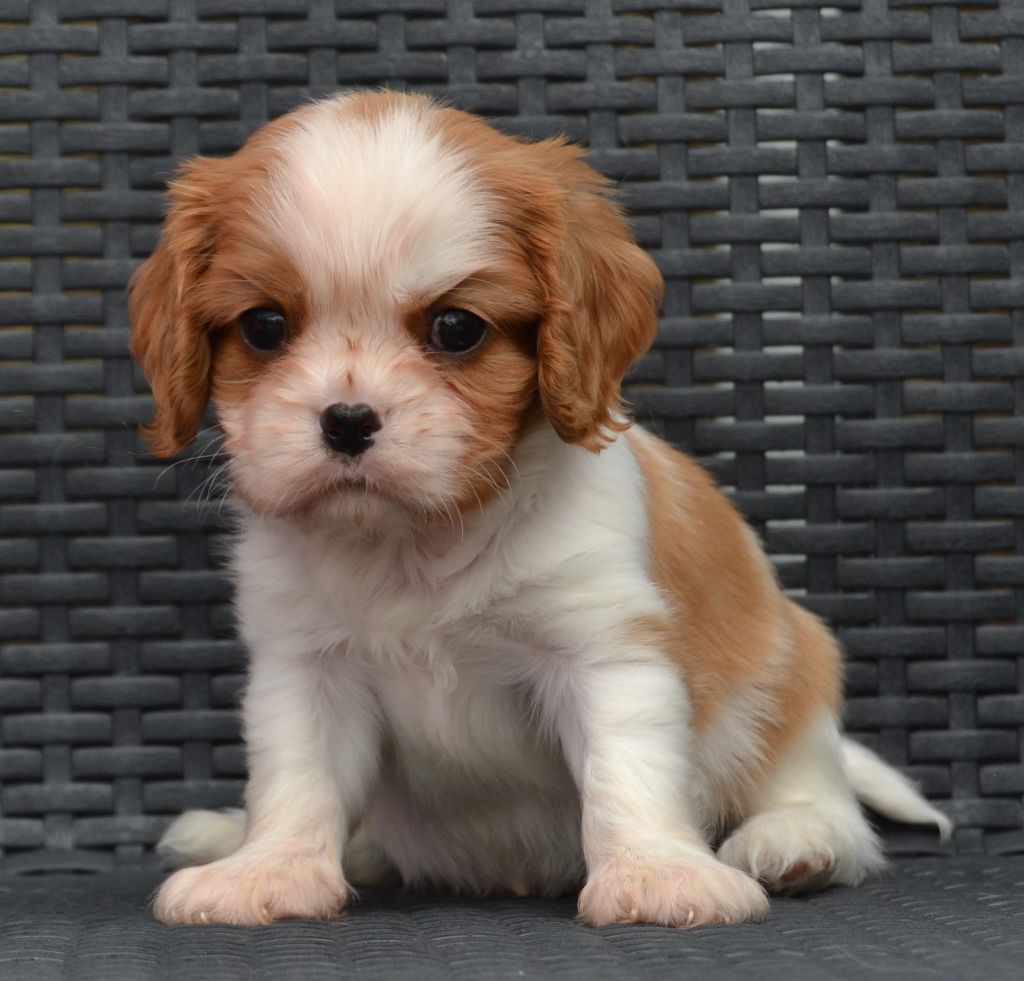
[320,402,382,457]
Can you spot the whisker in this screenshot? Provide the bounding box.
[152,447,228,489]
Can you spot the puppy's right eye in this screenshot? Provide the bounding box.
[240,308,287,353]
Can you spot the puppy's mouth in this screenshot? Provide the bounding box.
[327,471,378,498]
[326,459,371,489]
[309,469,426,533]
[305,459,416,517]
[225,452,386,520]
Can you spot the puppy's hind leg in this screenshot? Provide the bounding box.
[344,820,400,888]
[717,710,885,895]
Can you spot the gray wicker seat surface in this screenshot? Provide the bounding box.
[2,0,1024,976]
[1,859,1022,981]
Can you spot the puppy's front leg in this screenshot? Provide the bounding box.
[540,650,768,927]
[154,648,379,926]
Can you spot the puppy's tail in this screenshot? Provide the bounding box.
[841,738,953,840]
[156,808,246,867]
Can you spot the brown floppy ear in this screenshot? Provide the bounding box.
[532,144,663,450]
[129,157,226,458]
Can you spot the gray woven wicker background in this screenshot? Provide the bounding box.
[1,0,1022,873]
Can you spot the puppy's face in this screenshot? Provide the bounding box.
[130,92,662,530]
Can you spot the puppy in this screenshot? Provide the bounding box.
[131,90,951,928]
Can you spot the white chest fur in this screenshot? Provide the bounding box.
[233,429,659,670]
[229,430,663,892]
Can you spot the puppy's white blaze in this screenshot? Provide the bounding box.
[267,96,498,310]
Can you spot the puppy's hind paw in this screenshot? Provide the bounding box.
[718,804,886,895]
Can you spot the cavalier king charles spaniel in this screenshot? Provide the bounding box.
[131,89,950,928]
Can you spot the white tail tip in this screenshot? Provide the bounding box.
[841,738,953,841]
[157,807,247,867]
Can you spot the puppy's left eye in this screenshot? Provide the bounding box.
[240,308,288,353]
[429,309,488,354]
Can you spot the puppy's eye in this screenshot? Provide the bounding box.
[429,309,488,354]
[239,308,287,353]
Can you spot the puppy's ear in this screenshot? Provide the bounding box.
[533,143,663,450]
[129,157,226,458]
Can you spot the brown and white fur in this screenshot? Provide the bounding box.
[131,90,951,928]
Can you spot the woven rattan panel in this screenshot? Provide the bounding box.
[1,0,1022,871]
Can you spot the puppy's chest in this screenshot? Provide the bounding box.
[249,523,565,783]
[315,559,559,787]
[347,602,546,777]
[370,651,561,796]
[294,532,530,662]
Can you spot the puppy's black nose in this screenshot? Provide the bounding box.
[320,403,381,457]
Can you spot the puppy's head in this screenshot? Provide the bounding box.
[130,91,662,528]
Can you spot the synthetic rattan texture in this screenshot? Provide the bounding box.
[0,859,1022,980]
[1,0,1023,871]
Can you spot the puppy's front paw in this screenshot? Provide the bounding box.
[153,847,348,926]
[578,852,768,928]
